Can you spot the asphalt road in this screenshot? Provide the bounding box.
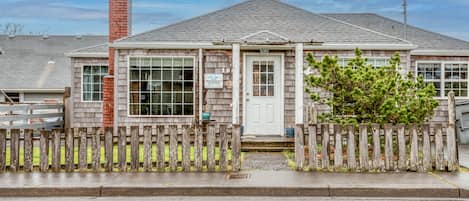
[0,197,462,201]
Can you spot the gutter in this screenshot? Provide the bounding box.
[65,52,109,58]
[411,49,469,56]
[110,41,418,51]
[0,89,65,93]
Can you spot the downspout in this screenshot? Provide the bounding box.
[198,48,204,122]
[113,48,119,136]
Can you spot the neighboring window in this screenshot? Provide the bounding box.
[82,65,108,101]
[253,61,274,97]
[129,57,194,116]
[339,58,390,68]
[5,92,20,103]
[417,62,468,97]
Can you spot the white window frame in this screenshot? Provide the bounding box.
[127,55,196,117]
[416,61,469,100]
[81,64,108,103]
[338,57,390,68]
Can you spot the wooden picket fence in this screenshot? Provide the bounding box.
[0,124,241,172]
[294,123,459,172]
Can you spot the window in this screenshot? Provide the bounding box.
[417,62,468,97]
[129,57,194,116]
[5,92,20,103]
[82,65,108,101]
[253,61,275,96]
[339,58,390,68]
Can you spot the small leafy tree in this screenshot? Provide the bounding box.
[305,49,439,124]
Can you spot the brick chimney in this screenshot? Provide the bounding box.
[103,0,131,128]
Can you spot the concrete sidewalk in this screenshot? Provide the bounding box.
[0,171,467,198]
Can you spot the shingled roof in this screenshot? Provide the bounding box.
[116,0,409,45]
[0,35,107,90]
[325,13,469,50]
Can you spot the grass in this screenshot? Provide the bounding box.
[5,144,232,167]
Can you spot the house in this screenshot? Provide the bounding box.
[0,35,107,103]
[66,0,469,135]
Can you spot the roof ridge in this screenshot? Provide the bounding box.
[67,43,108,54]
[369,13,469,45]
[266,0,412,44]
[115,0,258,43]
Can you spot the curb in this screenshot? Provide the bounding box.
[0,186,466,198]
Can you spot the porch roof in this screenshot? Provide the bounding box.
[115,0,410,45]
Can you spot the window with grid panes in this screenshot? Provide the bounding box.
[129,57,194,116]
[252,61,275,96]
[338,58,389,69]
[417,62,468,97]
[82,65,108,101]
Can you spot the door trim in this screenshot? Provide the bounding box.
[242,53,285,136]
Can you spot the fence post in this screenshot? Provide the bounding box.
[384,124,394,171]
[347,125,356,171]
[359,124,369,171]
[447,91,458,171]
[231,124,241,172]
[24,129,33,172]
[105,127,113,172]
[308,125,318,170]
[0,129,5,172]
[295,124,305,170]
[334,125,343,169]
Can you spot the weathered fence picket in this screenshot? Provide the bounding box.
[308,125,318,170]
[0,129,5,172]
[10,129,20,172]
[295,122,459,172]
[0,123,237,173]
[24,129,33,172]
[143,126,152,172]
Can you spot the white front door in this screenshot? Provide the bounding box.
[245,55,283,135]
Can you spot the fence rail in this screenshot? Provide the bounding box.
[294,123,458,172]
[0,123,241,173]
[0,103,63,129]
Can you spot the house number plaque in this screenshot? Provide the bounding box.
[205,73,224,89]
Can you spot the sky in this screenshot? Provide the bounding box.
[0,0,468,41]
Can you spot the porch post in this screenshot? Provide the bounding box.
[295,43,304,125]
[232,44,241,125]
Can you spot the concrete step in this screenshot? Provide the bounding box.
[241,146,294,152]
